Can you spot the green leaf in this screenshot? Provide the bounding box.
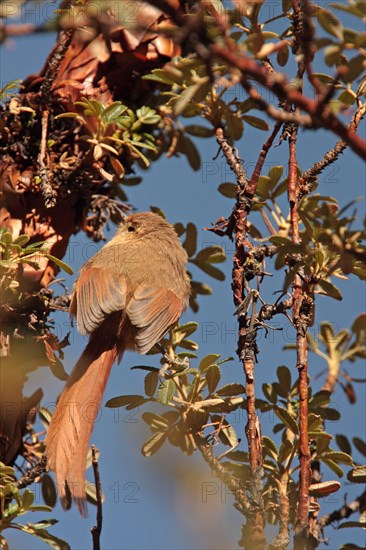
[157,379,175,405]
[338,521,366,529]
[105,395,147,409]
[309,390,331,408]
[316,7,343,39]
[178,338,199,350]
[277,43,289,66]
[223,109,243,140]
[274,405,299,435]
[174,322,198,339]
[323,458,344,477]
[245,32,264,55]
[27,519,58,529]
[144,371,158,397]
[317,279,342,300]
[269,236,292,245]
[192,396,244,413]
[199,353,221,372]
[21,490,34,511]
[342,54,366,83]
[184,125,213,138]
[13,235,30,247]
[338,89,357,105]
[216,383,245,397]
[174,81,208,116]
[43,254,73,275]
[206,364,221,393]
[336,435,352,455]
[308,431,333,441]
[347,465,366,483]
[313,72,340,86]
[12,522,70,549]
[0,231,13,243]
[103,102,127,123]
[262,436,278,459]
[142,69,176,85]
[131,366,160,372]
[278,439,293,463]
[218,421,238,447]
[142,412,169,430]
[183,223,197,257]
[313,406,340,421]
[242,115,269,131]
[262,383,277,404]
[238,98,258,113]
[322,451,353,465]
[353,437,366,457]
[191,259,225,280]
[324,45,342,67]
[218,183,236,199]
[136,106,160,124]
[180,135,201,171]
[41,474,57,508]
[162,410,180,424]
[339,545,366,550]
[195,246,225,264]
[177,351,198,359]
[277,366,291,393]
[329,2,366,18]
[268,166,284,186]
[29,505,53,513]
[308,413,323,440]
[141,431,167,457]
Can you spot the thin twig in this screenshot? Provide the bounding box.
[247,121,283,195]
[195,435,251,516]
[91,445,103,550]
[241,78,313,126]
[210,45,366,160]
[300,103,366,190]
[38,110,57,208]
[16,456,47,489]
[317,489,366,528]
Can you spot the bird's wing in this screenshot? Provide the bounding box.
[71,266,127,335]
[127,286,183,354]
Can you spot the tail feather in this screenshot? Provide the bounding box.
[45,343,117,516]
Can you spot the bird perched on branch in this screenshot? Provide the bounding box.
[45,212,190,515]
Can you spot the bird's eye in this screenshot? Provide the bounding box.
[127,225,135,232]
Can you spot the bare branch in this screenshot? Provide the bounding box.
[210,45,366,160]
[91,446,103,550]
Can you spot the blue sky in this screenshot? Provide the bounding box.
[1,2,365,549]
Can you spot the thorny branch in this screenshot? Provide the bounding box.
[16,456,47,489]
[215,127,266,548]
[39,26,75,103]
[38,110,57,208]
[317,489,366,530]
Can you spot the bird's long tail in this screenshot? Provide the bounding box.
[45,338,118,516]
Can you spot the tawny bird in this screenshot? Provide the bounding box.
[45,212,190,515]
